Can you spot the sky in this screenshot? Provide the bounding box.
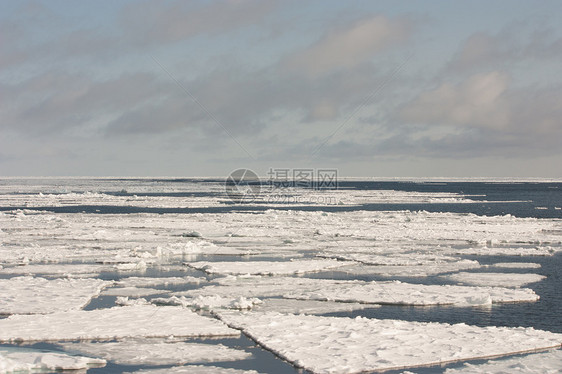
[1,0,561,177]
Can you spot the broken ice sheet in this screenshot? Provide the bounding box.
[116,276,205,287]
[181,276,539,306]
[338,260,480,277]
[489,262,542,269]
[125,366,261,374]
[62,340,251,365]
[0,305,238,342]
[185,259,352,276]
[0,263,112,277]
[152,295,263,310]
[444,348,562,373]
[218,312,562,374]
[441,272,546,288]
[0,347,105,373]
[0,276,110,314]
[102,287,171,297]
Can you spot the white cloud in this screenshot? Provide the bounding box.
[399,71,511,129]
[284,15,411,77]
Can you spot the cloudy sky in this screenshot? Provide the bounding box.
[1,0,561,177]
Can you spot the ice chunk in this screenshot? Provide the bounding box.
[0,347,105,373]
[102,287,171,297]
[444,348,562,373]
[125,366,261,374]
[255,298,369,315]
[218,312,562,374]
[153,295,263,311]
[117,276,205,287]
[490,262,542,269]
[62,340,251,365]
[442,272,546,288]
[186,259,351,276]
[0,305,238,342]
[319,252,462,266]
[0,277,110,314]
[115,297,150,306]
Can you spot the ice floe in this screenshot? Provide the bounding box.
[0,305,238,342]
[218,312,562,374]
[337,260,480,277]
[0,264,112,276]
[62,340,251,365]
[441,272,546,288]
[102,287,171,297]
[153,295,263,310]
[125,366,261,374]
[116,276,206,287]
[444,348,562,373]
[185,259,351,275]
[182,276,538,306]
[0,347,105,373]
[0,276,110,314]
[489,262,542,269]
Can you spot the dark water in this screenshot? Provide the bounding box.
[1,180,561,373]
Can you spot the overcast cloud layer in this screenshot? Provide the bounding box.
[1,0,561,177]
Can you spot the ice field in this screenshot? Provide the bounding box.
[0,177,561,373]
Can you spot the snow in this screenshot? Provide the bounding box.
[102,287,171,297]
[0,264,112,276]
[117,276,206,287]
[218,312,562,374]
[153,295,263,310]
[0,347,105,373]
[62,340,251,365]
[444,348,562,373]
[182,276,538,306]
[442,272,546,288]
[125,366,261,374]
[185,259,351,275]
[0,305,238,342]
[490,262,542,269]
[338,260,480,277]
[0,276,110,314]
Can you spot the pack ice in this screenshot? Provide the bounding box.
[0,276,110,314]
[0,347,105,373]
[219,312,562,374]
[0,305,238,342]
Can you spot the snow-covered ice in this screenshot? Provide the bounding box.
[0,347,105,373]
[182,276,539,306]
[489,262,542,269]
[443,348,562,373]
[442,272,546,288]
[0,305,238,342]
[153,295,263,310]
[0,264,112,276]
[219,312,562,374]
[186,259,351,275]
[338,260,480,277]
[0,276,110,314]
[125,366,261,374]
[102,287,171,297]
[116,276,206,287]
[62,340,251,365]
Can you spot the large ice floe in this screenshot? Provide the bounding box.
[443,348,562,373]
[185,259,351,275]
[125,366,261,374]
[218,312,562,374]
[441,272,546,288]
[180,276,539,306]
[0,347,105,373]
[62,340,251,365]
[0,276,110,314]
[0,305,238,342]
